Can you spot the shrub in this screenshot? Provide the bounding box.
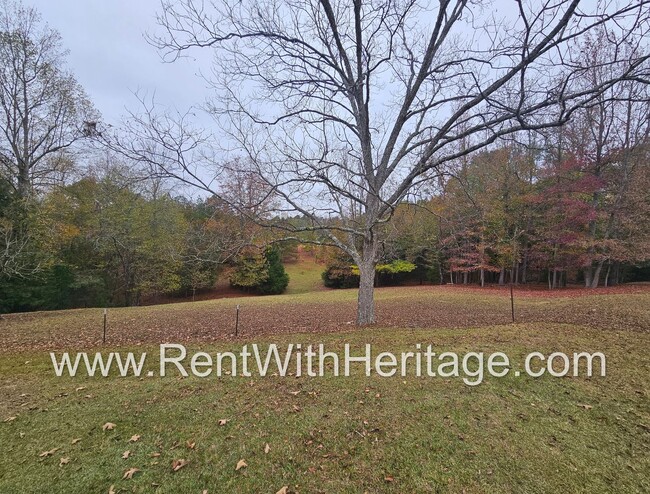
[230,252,268,291]
[322,251,360,288]
[230,247,289,295]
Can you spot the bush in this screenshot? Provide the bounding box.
[321,254,359,288]
[376,259,417,285]
[230,247,289,295]
[229,252,268,291]
[0,265,108,313]
[323,258,417,289]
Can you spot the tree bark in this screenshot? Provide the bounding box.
[357,258,377,325]
[498,268,505,286]
[590,260,605,288]
[613,262,620,285]
[17,162,31,198]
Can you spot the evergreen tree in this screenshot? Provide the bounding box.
[258,247,289,295]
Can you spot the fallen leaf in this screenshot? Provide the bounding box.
[108,485,116,494]
[235,459,247,471]
[384,476,394,482]
[264,443,271,454]
[75,386,86,392]
[289,391,300,395]
[202,491,208,494]
[39,447,60,457]
[218,419,228,426]
[129,434,141,442]
[150,452,161,458]
[71,438,81,445]
[276,487,289,494]
[122,467,140,480]
[102,422,116,431]
[122,450,131,459]
[172,459,189,472]
[578,404,593,410]
[59,457,70,467]
[3,416,16,422]
[186,440,196,449]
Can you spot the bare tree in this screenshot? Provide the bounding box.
[141,0,649,324]
[0,217,40,278]
[0,0,96,197]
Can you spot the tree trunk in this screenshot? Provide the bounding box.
[480,268,484,287]
[584,265,593,288]
[17,163,30,198]
[613,262,620,285]
[498,268,505,286]
[463,271,468,284]
[590,260,604,288]
[357,258,377,325]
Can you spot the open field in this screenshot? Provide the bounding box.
[0,283,648,352]
[284,257,327,295]
[1,284,649,493]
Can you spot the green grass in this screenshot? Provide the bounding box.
[284,258,325,294]
[1,286,649,493]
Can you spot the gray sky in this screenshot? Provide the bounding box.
[29,0,213,125]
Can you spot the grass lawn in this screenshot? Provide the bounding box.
[1,284,649,493]
[284,258,326,295]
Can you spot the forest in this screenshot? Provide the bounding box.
[1,0,649,314]
[2,130,648,313]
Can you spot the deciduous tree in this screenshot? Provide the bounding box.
[0,0,96,197]
[140,0,649,323]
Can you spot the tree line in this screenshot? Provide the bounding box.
[1,0,649,319]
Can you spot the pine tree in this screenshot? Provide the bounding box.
[258,247,289,295]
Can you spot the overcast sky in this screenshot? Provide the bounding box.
[29,0,213,125]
